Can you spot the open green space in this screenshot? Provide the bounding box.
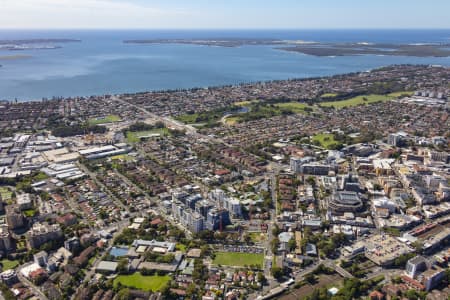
[320,92,413,109]
[88,115,121,125]
[312,133,342,150]
[213,252,264,268]
[126,128,170,143]
[234,100,260,106]
[0,259,19,270]
[320,93,338,98]
[111,154,135,162]
[175,243,187,252]
[248,232,266,243]
[88,256,96,266]
[16,240,26,250]
[274,101,314,113]
[175,106,234,125]
[175,113,200,124]
[23,209,37,218]
[113,274,171,292]
[387,91,414,98]
[0,187,12,201]
[224,116,240,125]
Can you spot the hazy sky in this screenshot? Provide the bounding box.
[0,0,449,29]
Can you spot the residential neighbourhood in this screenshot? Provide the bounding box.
[0,65,449,300]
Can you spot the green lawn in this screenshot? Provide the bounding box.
[111,154,135,162]
[114,274,171,292]
[320,92,413,109]
[249,232,266,243]
[88,115,121,125]
[16,240,26,251]
[320,93,338,98]
[23,209,37,217]
[234,100,260,106]
[175,113,199,124]
[0,187,12,201]
[312,133,342,150]
[213,252,264,268]
[126,128,169,143]
[0,259,19,270]
[176,243,187,252]
[224,116,240,125]
[387,91,414,98]
[88,256,96,266]
[274,102,313,113]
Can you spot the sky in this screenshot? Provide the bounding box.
[0,0,449,29]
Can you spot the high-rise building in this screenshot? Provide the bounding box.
[5,205,25,230]
[0,225,12,252]
[206,209,230,231]
[26,222,63,249]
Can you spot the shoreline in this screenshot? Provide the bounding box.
[1,64,448,103]
[0,54,32,60]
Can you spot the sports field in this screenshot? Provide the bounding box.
[312,133,342,149]
[88,115,121,125]
[113,274,171,292]
[126,128,169,143]
[213,252,264,268]
[274,102,312,113]
[320,92,413,109]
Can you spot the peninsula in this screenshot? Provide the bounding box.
[124,38,450,57]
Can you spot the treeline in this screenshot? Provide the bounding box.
[123,121,165,133]
[52,124,107,137]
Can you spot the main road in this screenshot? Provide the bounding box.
[111,95,197,135]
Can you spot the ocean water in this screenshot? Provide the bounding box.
[0,29,449,101]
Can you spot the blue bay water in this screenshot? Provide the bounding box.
[0,29,449,101]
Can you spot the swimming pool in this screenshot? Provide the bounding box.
[110,246,129,257]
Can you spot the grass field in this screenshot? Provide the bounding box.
[23,209,37,218]
[88,115,121,125]
[312,133,342,149]
[111,154,135,162]
[234,100,259,106]
[126,128,169,143]
[0,187,12,201]
[224,116,240,125]
[175,113,199,124]
[387,91,414,98]
[176,243,187,252]
[274,102,313,113]
[114,274,171,292]
[213,252,264,268]
[320,93,338,98]
[249,232,266,243]
[0,259,19,270]
[320,92,413,109]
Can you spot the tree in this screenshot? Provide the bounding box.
[304,273,316,284]
[288,237,297,252]
[244,234,252,244]
[192,259,208,282]
[257,272,266,284]
[271,237,280,254]
[117,258,128,274]
[186,283,198,299]
[271,267,284,280]
[117,288,131,300]
[272,224,281,236]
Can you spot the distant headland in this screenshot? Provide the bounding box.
[124,38,450,57]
